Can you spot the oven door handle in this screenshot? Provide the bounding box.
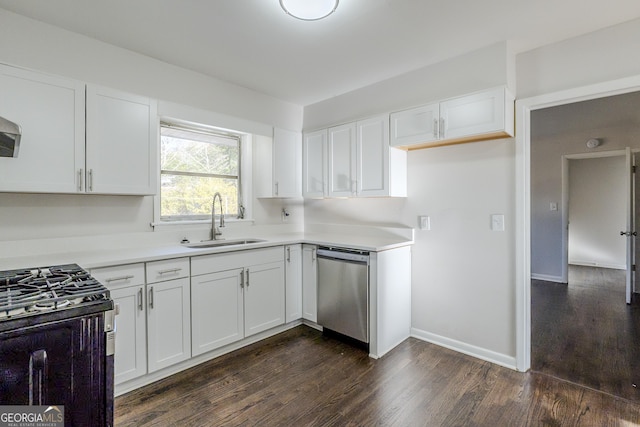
[29,349,48,405]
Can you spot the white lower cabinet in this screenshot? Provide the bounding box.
[191,247,285,357]
[302,244,318,322]
[91,263,147,385]
[146,258,191,373]
[191,269,244,356]
[285,244,303,322]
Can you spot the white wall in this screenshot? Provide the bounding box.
[530,108,640,280]
[0,9,303,241]
[568,156,626,269]
[516,18,640,99]
[303,46,518,364]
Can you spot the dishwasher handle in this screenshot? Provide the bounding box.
[316,248,369,263]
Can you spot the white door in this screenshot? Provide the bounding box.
[634,152,640,299]
[244,262,285,337]
[625,147,634,304]
[85,84,157,195]
[328,122,357,197]
[303,129,327,198]
[357,116,389,197]
[273,128,302,197]
[191,269,244,356]
[0,64,85,193]
[147,277,191,372]
[110,285,147,384]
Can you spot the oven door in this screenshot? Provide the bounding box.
[0,313,109,427]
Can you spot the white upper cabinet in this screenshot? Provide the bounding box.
[254,128,302,198]
[324,116,406,198]
[327,122,357,197]
[390,87,514,149]
[302,129,327,198]
[0,64,85,193]
[0,64,158,195]
[86,85,157,195]
[390,103,439,147]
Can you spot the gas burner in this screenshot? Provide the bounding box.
[0,264,110,320]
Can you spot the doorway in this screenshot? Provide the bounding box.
[517,86,640,396]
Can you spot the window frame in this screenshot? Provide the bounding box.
[156,120,247,224]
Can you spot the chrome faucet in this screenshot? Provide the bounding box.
[210,192,225,240]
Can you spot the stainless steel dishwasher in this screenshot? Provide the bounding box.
[316,246,369,345]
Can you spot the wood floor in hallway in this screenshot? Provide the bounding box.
[532,265,640,402]
[115,325,640,426]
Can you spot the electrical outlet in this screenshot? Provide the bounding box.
[418,215,430,230]
[491,214,505,231]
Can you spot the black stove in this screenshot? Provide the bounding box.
[0,263,114,426]
[0,263,112,332]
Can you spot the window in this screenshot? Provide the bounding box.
[160,123,241,221]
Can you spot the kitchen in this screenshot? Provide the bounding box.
[1,1,640,425]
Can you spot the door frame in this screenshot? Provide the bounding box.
[561,150,628,283]
[515,74,640,372]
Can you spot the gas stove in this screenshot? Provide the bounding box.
[0,263,112,331]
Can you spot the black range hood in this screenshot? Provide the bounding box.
[0,115,22,158]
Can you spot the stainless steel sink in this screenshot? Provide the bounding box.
[181,238,266,249]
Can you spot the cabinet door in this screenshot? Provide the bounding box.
[273,128,302,198]
[327,122,357,197]
[302,129,327,198]
[440,87,505,140]
[147,277,191,372]
[110,285,147,384]
[191,269,244,356]
[285,245,303,322]
[390,103,439,147]
[86,85,157,195]
[0,64,85,193]
[302,245,318,322]
[244,261,285,337]
[357,116,389,197]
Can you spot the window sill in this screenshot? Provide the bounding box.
[151,218,255,228]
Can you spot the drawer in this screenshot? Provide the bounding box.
[146,257,190,283]
[191,246,284,276]
[91,263,145,289]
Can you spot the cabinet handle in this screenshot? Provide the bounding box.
[275,182,279,196]
[286,247,291,262]
[138,288,143,311]
[158,267,181,275]
[439,117,445,139]
[433,118,438,139]
[246,268,250,287]
[105,275,134,283]
[240,269,244,288]
[148,287,154,309]
[78,169,83,192]
[88,168,94,191]
[29,349,48,405]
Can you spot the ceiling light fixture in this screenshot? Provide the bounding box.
[280,0,339,21]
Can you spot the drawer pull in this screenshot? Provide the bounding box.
[105,275,134,283]
[158,267,182,275]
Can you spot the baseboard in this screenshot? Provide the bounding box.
[531,273,565,283]
[569,261,626,270]
[411,327,517,370]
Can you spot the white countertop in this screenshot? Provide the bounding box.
[0,224,414,271]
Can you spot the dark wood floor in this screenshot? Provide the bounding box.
[115,325,640,426]
[532,265,640,402]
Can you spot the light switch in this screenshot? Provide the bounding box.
[491,214,505,231]
[550,202,558,211]
[419,215,430,231]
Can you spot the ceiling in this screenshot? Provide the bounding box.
[1,0,640,106]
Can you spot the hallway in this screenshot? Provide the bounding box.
[532,265,640,401]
